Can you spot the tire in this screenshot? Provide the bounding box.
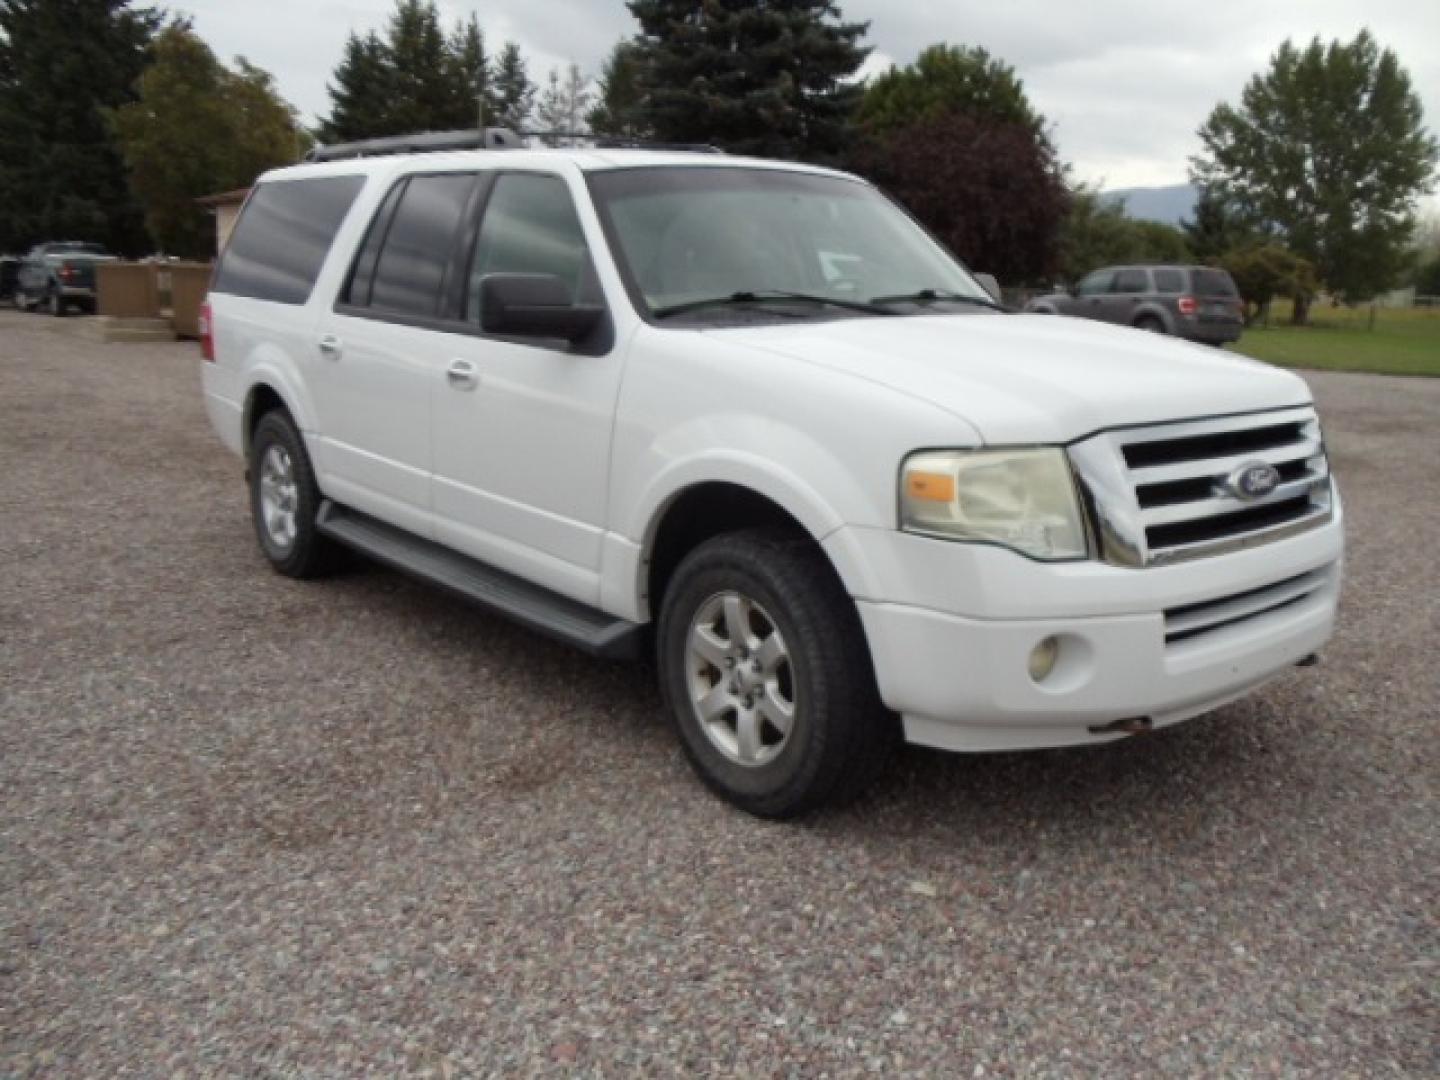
[248,408,342,579]
[1134,315,1165,334]
[47,290,65,317]
[657,528,894,818]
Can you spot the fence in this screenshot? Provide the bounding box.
[95,263,160,318]
[94,261,212,336]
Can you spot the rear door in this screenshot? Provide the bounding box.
[314,171,480,537]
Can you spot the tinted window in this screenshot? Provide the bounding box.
[213,175,364,304]
[467,173,598,321]
[1076,270,1114,296]
[369,173,476,316]
[343,180,407,307]
[1152,268,1184,293]
[1192,268,1238,296]
[1114,268,1148,293]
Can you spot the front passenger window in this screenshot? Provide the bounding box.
[467,174,600,324]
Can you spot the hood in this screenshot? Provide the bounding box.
[721,312,1310,444]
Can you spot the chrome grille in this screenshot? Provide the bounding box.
[1068,406,1333,567]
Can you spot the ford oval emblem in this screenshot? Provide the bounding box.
[1228,461,1282,501]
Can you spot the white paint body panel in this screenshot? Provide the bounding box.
[201,148,1343,753]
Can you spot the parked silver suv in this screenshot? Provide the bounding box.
[1027,264,1244,345]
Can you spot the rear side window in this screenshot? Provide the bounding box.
[213,175,364,304]
[465,173,598,322]
[1192,268,1238,297]
[367,173,477,316]
[1114,268,1149,292]
[1152,268,1184,293]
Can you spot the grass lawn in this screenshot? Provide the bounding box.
[1231,301,1440,377]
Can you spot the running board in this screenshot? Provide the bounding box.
[316,501,642,660]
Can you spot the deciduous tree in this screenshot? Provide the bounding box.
[110,24,306,256]
[1056,190,1192,282]
[536,63,592,144]
[1190,30,1438,319]
[857,44,1046,147]
[852,108,1069,286]
[1221,244,1318,324]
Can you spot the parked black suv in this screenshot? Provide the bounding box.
[1027,264,1244,345]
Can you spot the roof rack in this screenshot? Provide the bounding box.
[305,127,523,163]
[522,131,724,154]
[304,127,728,164]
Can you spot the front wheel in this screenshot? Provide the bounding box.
[657,529,894,818]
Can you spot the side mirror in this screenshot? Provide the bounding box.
[973,272,1002,303]
[479,273,602,343]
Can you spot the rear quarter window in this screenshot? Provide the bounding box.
[1191,268,1238,297]
[213,175,365,305]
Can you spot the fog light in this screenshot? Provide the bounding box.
[1028,636,1059,682]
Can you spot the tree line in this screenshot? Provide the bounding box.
[1,0,1435,312]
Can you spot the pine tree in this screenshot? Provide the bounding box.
[587,40,646,138]
[625,0,869,160]
[446,15,493,129]
[0,0,162,253]
[316,1,498,143]
[490,41,535,131]
[383,0,455,134]
[317,30,396,141]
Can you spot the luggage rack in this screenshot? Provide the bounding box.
[306,127,725,162]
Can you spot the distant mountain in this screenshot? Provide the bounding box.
[1102,183,1198,226]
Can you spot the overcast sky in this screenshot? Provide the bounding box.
[181,0,1440,193]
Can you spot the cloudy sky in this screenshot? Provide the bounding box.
[182,0,1439,192]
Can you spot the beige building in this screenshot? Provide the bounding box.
[195,187,250,256]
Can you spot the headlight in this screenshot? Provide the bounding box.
[900,448,1088,560]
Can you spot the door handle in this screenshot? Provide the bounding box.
[446,359,479,390]
[318,334,342,359]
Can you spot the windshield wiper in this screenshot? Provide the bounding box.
[869,288,1007,312]
[653,289,896,319]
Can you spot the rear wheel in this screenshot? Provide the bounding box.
[657,529,894,818]
[1135,315,1165,334]
[248,408,342,578]
[47,290,65,317]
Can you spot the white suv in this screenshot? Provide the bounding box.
[200,133,1343,817]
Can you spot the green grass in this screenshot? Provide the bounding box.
[1231,302,1440,377]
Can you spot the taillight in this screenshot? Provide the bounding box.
[1177,295,1197,317]
[59,264,74,282]
[199,301,215,362]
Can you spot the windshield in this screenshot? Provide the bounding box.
[586,166,992,320]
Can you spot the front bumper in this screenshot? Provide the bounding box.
[830,500,1343,752]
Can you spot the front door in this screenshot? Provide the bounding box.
[431,170,624,606]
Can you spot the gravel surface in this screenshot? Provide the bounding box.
[1,310,1436,1076]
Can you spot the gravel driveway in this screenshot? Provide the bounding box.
[1,310,1435,1076]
